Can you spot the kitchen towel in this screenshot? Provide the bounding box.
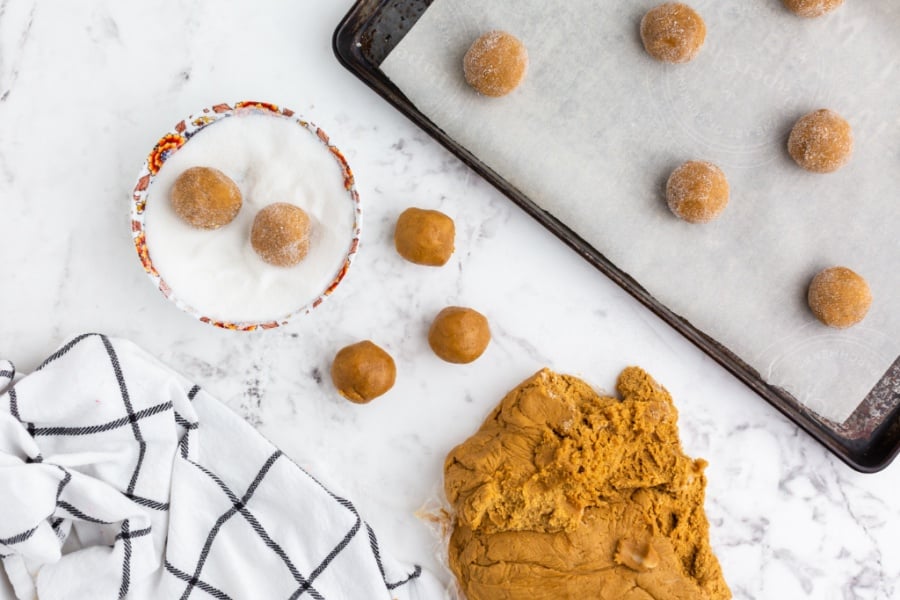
[0,334,443,600]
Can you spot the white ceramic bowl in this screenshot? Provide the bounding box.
[130,101,361,331]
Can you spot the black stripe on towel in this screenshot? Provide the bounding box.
[57,501,113,525]
[0,525,38,546]
[165,561,233,600]
[126,493,170,511]
[366,523,423,590]
[178,453,312,599]
[118,520,132,599]
[36,333,97,370]
[32,401,173,437]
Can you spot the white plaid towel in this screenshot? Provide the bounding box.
[0,334,444,600]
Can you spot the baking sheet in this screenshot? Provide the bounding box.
[381,0,900,423]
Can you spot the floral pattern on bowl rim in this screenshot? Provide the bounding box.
[130,101,362,331]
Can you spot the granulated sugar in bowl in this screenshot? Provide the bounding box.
[131,102,361,331]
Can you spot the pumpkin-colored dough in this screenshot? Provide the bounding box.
[171,166,242,229]
[330,340,397,404]
[808,266,872,329]
[788,109,853,173]
[428,307,491,364]
[445,367,730,600]
[783,0,843,18]
[666,160,729,224]
[394,207,456,266]
[640,3,707,64]
[463,31,528,97]
[250,202,311,267]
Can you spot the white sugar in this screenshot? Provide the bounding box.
[143,113,356,323]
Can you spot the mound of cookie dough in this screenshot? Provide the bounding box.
[445,367,730,600]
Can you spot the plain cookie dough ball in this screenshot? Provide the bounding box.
[788,109,853,173]
[665,161,729,223]
[394,207,456,266]
[171,166,242,229]
[463,30,528,97]
[428,307,491,364]
[250,202,311,267]
[783,0,843,18]
[331,340,397,404]
[808,267,872,329]
[640,3,706,64]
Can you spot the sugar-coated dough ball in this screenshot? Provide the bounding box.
[394,207,456,266]
[666,161,729,224]
[640,3,706,64]
[250,203,311,267]
[463,31,528,97]
[428,307,491,364]
[171,166,242,229]
[788,109,853,173]
[808,267,872,329]
[783,0,843,18]
[331,340,397,404]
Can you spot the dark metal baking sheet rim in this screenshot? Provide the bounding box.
[332,0,900,473]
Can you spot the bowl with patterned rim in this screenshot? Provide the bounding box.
[131,101,362,331]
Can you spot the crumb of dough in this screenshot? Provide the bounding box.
[445,367,731,600]
[783,0,844,18]
[171,166,242,229]
[330,340,396,404]
[250,203,311,267]
[463,31,528,97]
[394,207,456,266]
[666,160,729,224]
[640,3,707,64]
[808,266,872,329]
[428,307,491,364]
[788,109,853,174]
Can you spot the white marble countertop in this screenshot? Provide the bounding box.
[0,1,897,598]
